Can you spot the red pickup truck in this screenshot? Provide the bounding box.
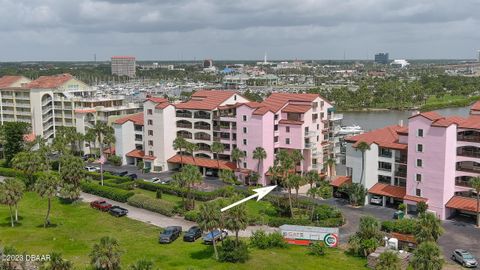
[90,200,113,211]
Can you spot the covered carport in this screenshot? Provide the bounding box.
[167,154,236,176]
[368,183,406,208]
[446,196,478,223]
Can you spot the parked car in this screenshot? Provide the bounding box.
[109,171,128,177]
[205,169,218,177]
[159,178,172,185]
[452,249,478,268]
[83,154,98,161]
[84,166,97,172]
[159,226,182,244]
[151,177,162,184]
[90,200,112,211]
[108,206,128,217]
[203,230,228,245]
[370,195,383,205]
[127,173,138,180]
[183,226,202,242]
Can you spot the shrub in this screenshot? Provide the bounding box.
[381,219,416,234]
[108,155,122,166]
[156,190,162,199]
[218,238,249,263]
[267,217,312,227]
[184,210,200,222]
[80,182,134,202]
[127,194,175,217]
[308,242,326,256]
[267,232,288,248]
[417,201,428,215]
[250,230,287,249]
[86,171,130,182]
[103,180,135,190]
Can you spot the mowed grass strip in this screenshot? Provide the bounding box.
[0,192,367,270]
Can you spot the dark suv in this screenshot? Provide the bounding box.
[108,206,128,217]
[183,226,202,242]
[159,226,182,244]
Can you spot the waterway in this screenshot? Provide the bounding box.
[341,106,471,131]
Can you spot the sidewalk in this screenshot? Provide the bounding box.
[80,192,277,237]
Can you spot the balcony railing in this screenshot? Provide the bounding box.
[457,135,480,143]
[194,125,211,130]
[177,123,192,129]
[455,179,472,187]
[378,167,392,172]
[395,157,407,164]
[194,113,210,119]
[194,135,211,141]
[456,165,480,174]
[178,134,192,139]
[394,170,407,178]
[176,112,192,118]
[457,150,480,159]
[305,142,315,148]
[305,131,318,137]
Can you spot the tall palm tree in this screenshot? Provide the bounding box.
[355,141,370,186]
[198,202,222,260]
[0,178,25,227]
[185,142,199,166]
[252,147,267,177]
[91,122,115,186]
[59,154,85,201]
[12,151,49,188]
[305,170,321,189]
[286,174,301,218]
[211,142,225,170]
[85,128,97,156]
[415,212,444,244]
[35,172,60,228]
[173,137,187,167]
[89,236,122,270]
[231,147,245,169]
[307,186,320,221]
[223,199,248,245]
[410,241,444,270]
[470,177,480,227]
[290,149,304,174]
[181,165,203,210]
[324,158,336,181]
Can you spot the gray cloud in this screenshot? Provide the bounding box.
[0,0,478,61]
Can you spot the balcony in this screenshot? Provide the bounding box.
[176,112,192,118]
[455,178,472,188]
[457,148,480,159]
[194,132,211,141]
[394,170,407,178]
[176,123,192,129]
[456,161,480,174]
[458,131,480,143]
[395,156,407,164]
[305,142,316,149]
[305,130,318,137]
[194,112,211,119]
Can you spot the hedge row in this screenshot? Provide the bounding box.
[80,182,134,203]
[103,180,135,190]
[86,171,131,182]
[0,167,27,178]
[127,194,175,217]
[381,219,417,234]
[135,180,237,201]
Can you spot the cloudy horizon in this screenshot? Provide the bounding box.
[0,0,479,61]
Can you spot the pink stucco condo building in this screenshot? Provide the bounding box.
[344,102,480,220]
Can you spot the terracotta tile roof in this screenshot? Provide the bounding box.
[167,154,236,170]
[252,93,325,115]
[470,100,480,111]
[0,76,25,88]
[409,111,443,121]
[26,74,74,89]
[155,102,171,109]
[403,194,428,203]
[282,104,311,113]
[174,90,238,110]
[145,96,167,104]
[74,108,96,114]
[389,232,416,244]
[430,114,480,130]
[397,126,408,135]
[368,183,406,199]
[431,115,465,127]
[113,112,144,125]
[345,125,407,150]
[330,176,351,187]
[446,196,478,212]
[126,149,155,160]
[218,102,244,110]
[278,119,304,125]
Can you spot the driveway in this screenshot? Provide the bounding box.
[81,192,277,237]
[439,219,480,263]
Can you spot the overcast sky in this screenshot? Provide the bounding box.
[0,0,479,61]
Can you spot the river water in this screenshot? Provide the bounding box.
[341,106,471,131]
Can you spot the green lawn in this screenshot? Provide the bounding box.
[0,193,368,269]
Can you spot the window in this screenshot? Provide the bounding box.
[378,148,392,158]
[243,162,247,168]
[243,127,247,134]
[243,139,247,145]
[286,126,290,133]
[274,136,278,142]
[274,114,279,120]
[147,119,153,125]
[148,151,154,156]
[274,125,278,131]
[148,130,153,136]
[286,138,290,145]
[416,144,423,152]
[416,189,422,197]
[148,140,153,146]
[416,159,423,167]
[378,161,392,171]
[378,175,391,184]
[394,177,406,187]
[416,174,422,182]
[242,115,247,121]
[417,129,424,137]
[243,151,247,157]
[234,95,237,101]
[147,109,153,115]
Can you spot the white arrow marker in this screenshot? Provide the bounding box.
[221,185,277,212]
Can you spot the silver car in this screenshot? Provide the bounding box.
[452,249,478,268]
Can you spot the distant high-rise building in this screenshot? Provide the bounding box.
[477,50,480,62]
[111,56,136,78]
[374,53,389,64]
[203,59,213,68]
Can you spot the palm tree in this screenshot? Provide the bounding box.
[181,165,203,210]
[35,172,60,228]
[211,142,225,170]
[252,147,267,178]
[470,177,480,227]
[12,151,49,188]
[307,187,320,220]
[290,149,304,174]
[286,174,301,218]
[85,128,97,156]
[185,142,199,166]
[231,147,245,169]
[410,241,444,270]
[198,202,222,260]
[355,141,370,186]
[375,251,401,270]
[89,236,122,270]
[91,122,115,186]
[173,137,188,167]
[43,252,73,270]
[305,170,320,189]
[223,199,248,245]
[415,212,444,244]
[324,158,336,181]
[0,178,25,227]
[129,259,153,270]
[59,154,85,201]
[219,169,236,185]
